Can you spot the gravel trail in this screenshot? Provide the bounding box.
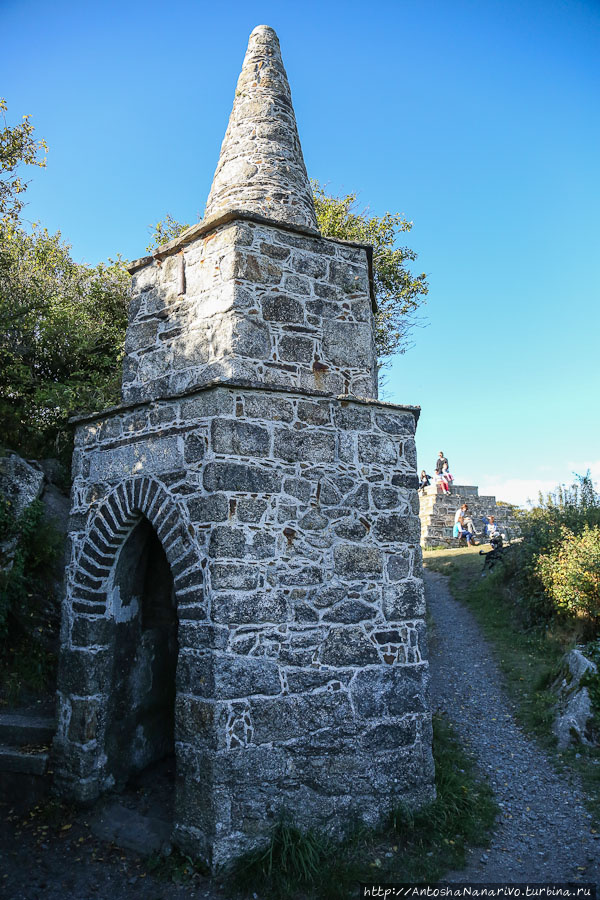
[425,568,600,885]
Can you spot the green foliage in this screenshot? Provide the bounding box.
[312,181,428,362]
[0,221,130,461]
[146,182,429,365]
[0,98,47,225]
[579,641,600,729]
[536,525,600,620]
[391,714,497,861]
[503,473,600,626]
[228,716,496,899]
[0,494,61,699]
[425,547,564,741]
[230,817,329,897]
[146,213,194,253]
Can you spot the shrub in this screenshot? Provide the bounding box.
[500,473,600,626]
[0,493,62,697]
[535,525,600,621]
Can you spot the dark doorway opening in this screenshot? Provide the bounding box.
[106,516,178,793]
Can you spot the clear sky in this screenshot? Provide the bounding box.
[3,0,599,505]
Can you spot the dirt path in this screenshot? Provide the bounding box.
[425,568,600,885]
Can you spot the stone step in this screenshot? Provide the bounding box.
[0,745,50,775]
[422,537,454,548]
[422,527,453,539]
[0,713,55,747]
[419,476,521,549]
[421,484,480,497]
[89,801,173,855]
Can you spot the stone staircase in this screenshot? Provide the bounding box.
[419,483,519,549]
[0,709,56,803]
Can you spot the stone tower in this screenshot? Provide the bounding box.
[53,25,434,867]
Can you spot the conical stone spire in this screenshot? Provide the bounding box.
[203,25,319,232]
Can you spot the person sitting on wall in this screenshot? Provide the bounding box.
[484,515,500,540]
[441,462,453,495]
[435,451,448,475]
[436,470,451,495]
[453,503,478,545]
[419,470,431,493]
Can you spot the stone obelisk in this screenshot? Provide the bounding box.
[53,25,434,868]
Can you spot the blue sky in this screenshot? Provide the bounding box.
[3,0,599,505]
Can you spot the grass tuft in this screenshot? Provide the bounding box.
[230,817,330,897]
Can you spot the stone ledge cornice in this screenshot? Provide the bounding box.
[68,380,420,426]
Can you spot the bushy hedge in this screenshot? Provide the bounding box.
[504,474,600,628]
[536,525,600,621]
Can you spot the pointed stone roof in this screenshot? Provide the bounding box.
[203,25,319,232]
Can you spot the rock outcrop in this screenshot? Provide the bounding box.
[0,454,45,519]
[554,648,598,749]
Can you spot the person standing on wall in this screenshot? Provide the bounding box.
[435,451,448,475]
[441,461,453,495]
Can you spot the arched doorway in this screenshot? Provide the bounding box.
[105,516,179,789]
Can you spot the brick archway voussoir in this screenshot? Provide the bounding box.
[73,478,200,613]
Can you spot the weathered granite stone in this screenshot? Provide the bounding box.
[54,23,432,872]
[203,26,318,231]
[122,216,376,403]
[0,453,44,517]
[554,648,599,749]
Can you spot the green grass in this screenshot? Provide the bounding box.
[227,714,497,899]
[423,545,600,820]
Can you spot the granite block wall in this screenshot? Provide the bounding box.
[54,385,434,866]
[122,221,377,405]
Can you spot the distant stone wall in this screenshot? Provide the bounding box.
[123,219,377,405]
[419,484,520,549]
[55,384,433,865]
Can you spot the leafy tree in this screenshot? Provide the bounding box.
[0,98,47,225]
[0,221,130,461]
[147,182,429,364]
